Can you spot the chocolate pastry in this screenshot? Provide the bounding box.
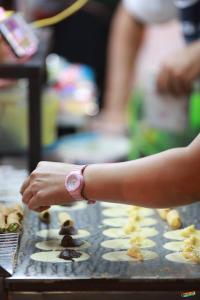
[63,220,74,227]
[59,225,78,236]
[59,249,82,261]
[61,235,84,247]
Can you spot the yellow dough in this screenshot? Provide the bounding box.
[102,207,154,218]
[123,223,140,235]
[164,225,200,240]
[102,250,158,262]
[157,208,170,220]
[100,202,130,209]
[127,246,144,261]
[31,251,90,263]
[102,217,157,228]
[166,210,182,230]
[103,227,158,239]
[157,208,182,229]
[57,212,73,224]
[163,236,200,252]
[101,238,155,250]
[164,241,185,251]
[181,225,196,238]
[165,252,200,265]
[35,240,90,251]
[50,201,87,211]
[37,229,90,239]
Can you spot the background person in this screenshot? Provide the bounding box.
[92,0,200,136]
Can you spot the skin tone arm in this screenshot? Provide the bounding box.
[21,134,200,211]
[91,4,145,132]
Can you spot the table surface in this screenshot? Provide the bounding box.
[0,29,51,74]
[5,200,200,292]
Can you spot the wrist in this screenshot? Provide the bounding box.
[65,165,95,204]
[82,163,124,203]
[82,164,93,201]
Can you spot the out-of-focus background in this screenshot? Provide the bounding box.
[0,0,199,195]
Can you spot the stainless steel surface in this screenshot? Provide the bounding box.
[4,201,200,292]
[0,233,20,276]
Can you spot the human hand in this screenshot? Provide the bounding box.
[156,41,200,97]
[20,161,82,211]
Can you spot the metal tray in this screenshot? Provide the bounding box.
[5,202,200,292]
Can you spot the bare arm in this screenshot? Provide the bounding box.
[83,134,200,208]
[102,4,145,116]
[21,135,200,210]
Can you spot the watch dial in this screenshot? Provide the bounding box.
[67,174,80,191]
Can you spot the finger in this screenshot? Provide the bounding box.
[27,195,38,211]
[28,193,51,210]
[22,187,34,205]
[20,177,30,195]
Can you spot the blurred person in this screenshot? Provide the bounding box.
[92,0,200,134]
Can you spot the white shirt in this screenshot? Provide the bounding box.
[123,0,178,24]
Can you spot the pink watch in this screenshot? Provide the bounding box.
[65,165,95,204]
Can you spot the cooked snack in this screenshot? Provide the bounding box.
[31,251,89,262]
[123,223,140,235]
[0,211,6,233]
[60,235,84,247]
[102,207,154,218]
[181,225,196,238]
[58,212,73,225]
[102,217,157,228]
[166,209,182,230]
[63,219,74,227]
[103,250,158,262]
[103,227,158,239]
[39,209,50,224]
[0,203,23,233]
[58,249,82,261]
[127,246,144,261]
[35,239,90,251]
[7,212,21,232]
[164,236,200,252]
[101,238,155,250]
[183,236,200,248]
[157,208,182,230]
[37,228,90,239]
[128,213,141,222]
[181,237,200,263]
[157,208,170,220]
[164,225,200,241]
[166,252,199,265]
[11,204,24,221]
[130,236,144,246]
[59,225,78,236]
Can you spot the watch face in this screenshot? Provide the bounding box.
[66,174,80,192]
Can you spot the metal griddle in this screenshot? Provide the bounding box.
[2,201,200,300]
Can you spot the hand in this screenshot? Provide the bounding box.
[156,41,200,97]
[20,161,81,211]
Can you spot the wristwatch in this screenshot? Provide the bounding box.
[65,165,95,204]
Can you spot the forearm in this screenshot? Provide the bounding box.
[83,145,200,208]
[103,5,145,114]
